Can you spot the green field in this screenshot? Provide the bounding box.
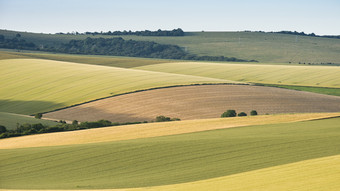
[136,62,340,88]
[0,112,58,130]
[1,117,339,189]
[2,30,340,63]
[129,155,340,191]
[0,59,233,114]
[0,50,174,68]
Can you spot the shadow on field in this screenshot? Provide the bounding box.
[0,99,66,115]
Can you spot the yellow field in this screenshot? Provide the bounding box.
[136,62,340,88]
[126,154,340,191]
[0,59,233,114]
[1,113,339,149]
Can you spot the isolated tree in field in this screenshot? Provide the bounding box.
[250,110,258,116]
[0,125,7,134]
[35,113,42,119]
[238,112,247,117]
[221,110,237,118]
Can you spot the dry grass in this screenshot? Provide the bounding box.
[1,112,339,149]
[44,85,340,123]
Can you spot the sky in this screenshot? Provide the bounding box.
[0,0,339,35]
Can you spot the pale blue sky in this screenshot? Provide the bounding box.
[0,0,339,35]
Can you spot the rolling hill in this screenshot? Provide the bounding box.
[0,112,58,130]
[1,116,340,189]
[44,85,340,123]
[0,59,235,115]
[2,30,340,63]
[136,62,340,88]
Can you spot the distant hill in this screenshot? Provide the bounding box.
[1,29,339,63]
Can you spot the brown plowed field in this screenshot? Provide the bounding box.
[44,85,340,122]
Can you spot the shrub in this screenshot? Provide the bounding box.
[72,120,79,125]
[35,113,43,119]
[238,112,247,117]
[221,110,237,118]
[156,115,171,122]
[250,110,258,116]
[0,125,7,134]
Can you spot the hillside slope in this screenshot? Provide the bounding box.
[1,30,339,63]
[137,62,340,88]
[1,117,340,189]
[0,59,234,114]
[44,85,340,123]
[2,113,339,149]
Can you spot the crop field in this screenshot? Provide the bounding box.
[0,50,174,68]
[136,62,340,88]
[44,85,340,123]
[0,117,340,189]
[2,30,340,63]
[2,113,339,149]
[0,112,58,130]
[0,59,233,114]
[126,155,340,191]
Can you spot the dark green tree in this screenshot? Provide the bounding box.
[250,110,258,116]
[0,125,7,134]
[72,120,79,125]
[221,110,237,118]
[238,112,247,117]
[156,115,171,122]
[35,113,42,119]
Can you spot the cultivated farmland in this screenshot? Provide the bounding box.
[125,155,340,191]
[137,62,340,88]
[1,117,340,189]
[2,113,339,149]
[0,59,234,114]
[44,85,340,123]
[0,112,58,130]
[2,30,340,63]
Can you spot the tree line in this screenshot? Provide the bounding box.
[57,28,185,36]
[0,115,180,139]
[0,35,256,62]
[271,31,340,39]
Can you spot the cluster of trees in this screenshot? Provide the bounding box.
[0,115,181,139]
[58,37,187,59]
[221,110,258,118]
[272,31,340,39]
[57,37,255,61]
[0,119,146,139]
[0,34,37,50]
[0,34,256,62]
[155,115,180,122]
[57,28,185,36]
[297,62,340,66]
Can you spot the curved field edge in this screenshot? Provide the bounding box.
[121,154,340,191]
[44,85,340,123]
[0,59,239,114]
[135,62,340,88]
[1,113,339,149]
[0,50,177,68]
[0,112,58,130]
[0,117,340,189]
[12,155,336,191]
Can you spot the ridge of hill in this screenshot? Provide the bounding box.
[1,30,339,63]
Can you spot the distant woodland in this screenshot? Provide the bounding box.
[0,34,255,62]
[57,28,185,36]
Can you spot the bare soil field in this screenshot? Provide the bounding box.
[44,85,340,123]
